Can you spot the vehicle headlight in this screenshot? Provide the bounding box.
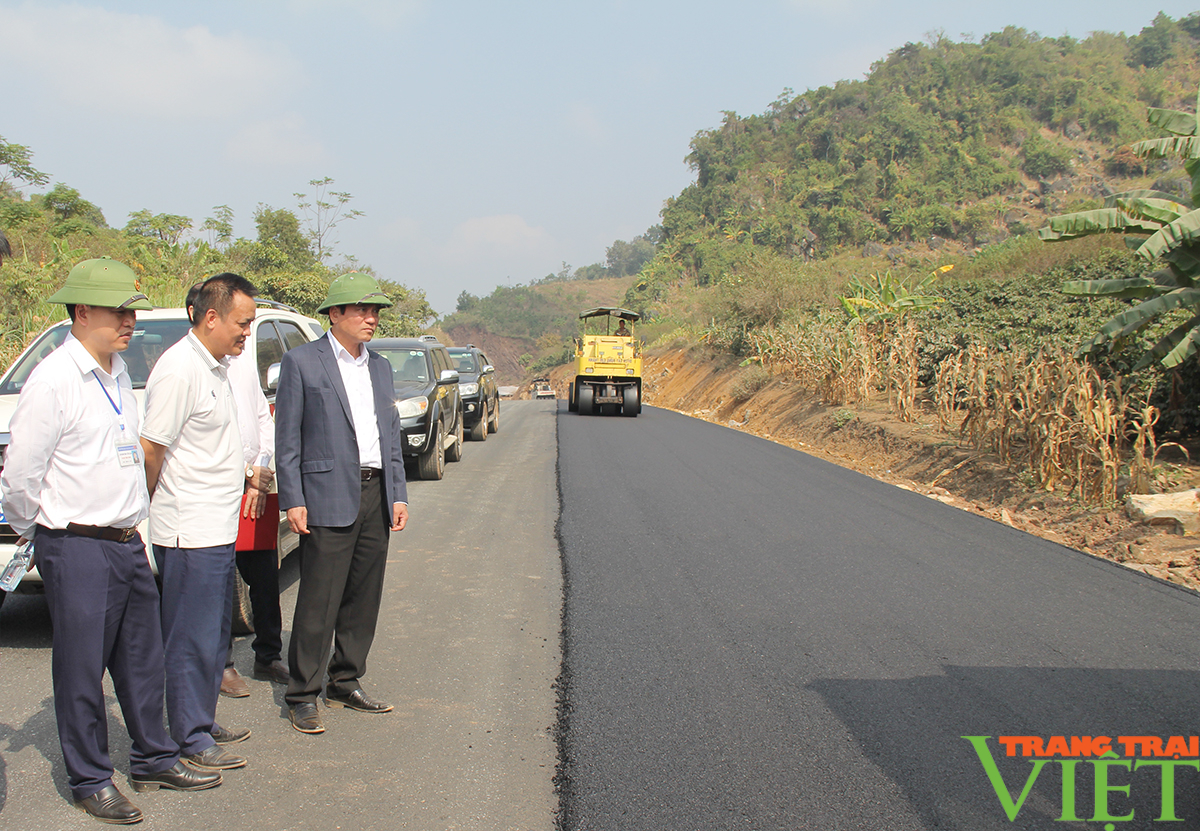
[396,397,428,418]
[460,382,479,396]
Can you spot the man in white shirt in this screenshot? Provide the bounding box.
[275,272,408,734]
[184,285,287,709]
[141,273,257,772]
[1,258,221,824]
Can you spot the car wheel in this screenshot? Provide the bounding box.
[447,408,464,462]
[231,570,254,635]
[622,384,640,417]
[417,421,445,480]
[578,384,594,415]
[489,398,500,433]
[568,381,578,412]
[470,402,489,441]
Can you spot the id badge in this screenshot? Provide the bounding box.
[115,422,140,467]
[116,440,141,467]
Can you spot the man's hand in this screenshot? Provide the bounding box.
[247,466,274,492]
[140,439,168,497]
[243,487,267,519]
[287,506,309,535]
[391,503,408,532]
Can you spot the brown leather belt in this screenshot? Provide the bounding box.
[360,468,380,481]
[66,522,139,543]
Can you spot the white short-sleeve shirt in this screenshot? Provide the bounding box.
[142,330,243,548]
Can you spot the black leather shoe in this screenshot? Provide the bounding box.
[75,784,143,824]
[210,723,251,744]
[252,659,291,685]
[325,688,393,713]
[288,702,325,733]
[183,744,247,770]
[130,761,222,792]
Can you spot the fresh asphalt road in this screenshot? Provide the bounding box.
[0,400,560,831]
[556,403,1200,830]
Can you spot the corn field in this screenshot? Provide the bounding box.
[746,314,920,418]
[746,318,1165,506]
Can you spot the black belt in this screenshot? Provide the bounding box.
[66,522,138,543]
[360,468,380,481]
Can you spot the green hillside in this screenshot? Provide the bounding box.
[628,14,1200,309]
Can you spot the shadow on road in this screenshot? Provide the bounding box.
[810,666,1200,829]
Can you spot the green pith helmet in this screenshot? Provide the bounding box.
[317,272,394,313]
[47,257,153,310]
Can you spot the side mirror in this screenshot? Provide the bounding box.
[266,362,282,391]
[483,365,494,373]
[439,369,460,384]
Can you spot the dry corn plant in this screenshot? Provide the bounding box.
[1127,403,1190,495]
[885,320,920,422]
[935,344,1131,505]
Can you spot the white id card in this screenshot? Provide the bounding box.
[116,442,141,466]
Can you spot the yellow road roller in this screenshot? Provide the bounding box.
[567,307,641,417]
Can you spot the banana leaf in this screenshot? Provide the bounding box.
[1147,107,1199,136]
[1134,314,1200,370]
[1106,189,1194,209]
[1038,208,1160,241]
[1162,247,1200,279]
[1133,136,1200,159]
[1096,287,1200,343]
[1187,159,1200,209]
[1138,209,1200,262]
[1114,197,1187,224]
[1061,276,1160,299]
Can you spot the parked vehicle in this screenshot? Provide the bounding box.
[447,345,500,441]
[369,337,463,480]
[567,307,642,417]
[0,302,324,628]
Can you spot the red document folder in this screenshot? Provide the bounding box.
[236,492,280,552]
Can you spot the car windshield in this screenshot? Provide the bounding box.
[374,348,430,385]
[451,352,477,373]
[0,318,193,395]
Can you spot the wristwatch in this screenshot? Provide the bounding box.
[246,466,255,480]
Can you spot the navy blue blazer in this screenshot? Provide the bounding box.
[275,334,407,528]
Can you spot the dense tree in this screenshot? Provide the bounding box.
[125,210,192,246]
[254,205,315,268]
[39,184,106,236]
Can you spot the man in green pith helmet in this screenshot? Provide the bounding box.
[275,272,409,734]
[1,258,222,824]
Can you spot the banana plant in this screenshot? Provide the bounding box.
[1039,85,1200,369]
[839,264,950,326]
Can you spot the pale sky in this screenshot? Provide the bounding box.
[0,1,1193,314]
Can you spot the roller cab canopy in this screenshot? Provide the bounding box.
[578,307,641,322]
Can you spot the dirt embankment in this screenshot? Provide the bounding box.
[640,345,1200,594]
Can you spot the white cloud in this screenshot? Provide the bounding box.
[0,4,299,120]
[444,214,555,264]
[224,115,327,166]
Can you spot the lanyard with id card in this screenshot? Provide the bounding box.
[93,370,141,466]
